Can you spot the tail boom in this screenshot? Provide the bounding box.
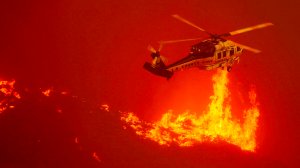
[143,62,173,79]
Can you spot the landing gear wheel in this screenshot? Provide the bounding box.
[227,66,232,72]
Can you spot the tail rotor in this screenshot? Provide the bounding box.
[147,44,168,66]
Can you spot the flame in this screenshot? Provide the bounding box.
[0,80,21,113]
[121,70,260,152]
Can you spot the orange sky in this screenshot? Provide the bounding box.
[0,0,299,167]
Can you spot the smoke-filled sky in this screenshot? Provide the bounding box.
[0,0,299,167]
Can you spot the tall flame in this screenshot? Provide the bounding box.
[121,70,260,152]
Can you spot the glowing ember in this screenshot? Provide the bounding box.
[100,104,110,112]
[75,137,79,144]
[121,70,260,152]
[0,80,21,113]
[61,91,68,95]
[56,108,63,113]
[92,152,101,162]
[42,89,52,97]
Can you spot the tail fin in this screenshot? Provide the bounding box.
[143,62,173,79]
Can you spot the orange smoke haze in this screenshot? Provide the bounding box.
[121,70,260,151]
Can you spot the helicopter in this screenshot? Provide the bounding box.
[144,14,274,79]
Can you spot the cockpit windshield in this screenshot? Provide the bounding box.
[190,41,215,58]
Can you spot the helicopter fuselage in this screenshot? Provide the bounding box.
[165,39,243,73]
[144,15,272,79]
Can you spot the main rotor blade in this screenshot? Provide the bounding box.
[172,14,207,32]
[147,45,156,53]
[232,41,261,53]
[159,37,203,44]
[228,22,274,36]
[158,42,163,51]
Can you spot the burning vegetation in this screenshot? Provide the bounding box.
[121,70,260,151]
[0,80,21,113]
